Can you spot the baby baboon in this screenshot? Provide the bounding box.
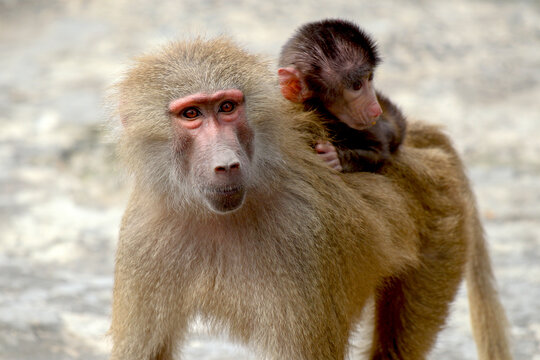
[279,19,406,173]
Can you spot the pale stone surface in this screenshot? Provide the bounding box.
[1,0,539,359]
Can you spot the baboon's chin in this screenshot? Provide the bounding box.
[204,186,246,214]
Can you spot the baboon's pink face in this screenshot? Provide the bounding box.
[325,74,383,130]
[169,89,254,213]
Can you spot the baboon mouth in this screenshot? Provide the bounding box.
[210,185,244,196]
[204,185,246,213]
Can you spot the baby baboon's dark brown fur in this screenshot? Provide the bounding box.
[279,19,407,173]
[109,37,511,360]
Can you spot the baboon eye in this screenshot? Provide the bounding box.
[219,101,235,113]
[368,72,374,81]
[182,107,201,119]
[352,81,363,91]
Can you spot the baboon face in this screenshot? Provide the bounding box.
[168,89,254,213]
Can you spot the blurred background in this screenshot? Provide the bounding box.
[0,0,539,359]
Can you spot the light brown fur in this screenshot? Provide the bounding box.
[109,37,511,360]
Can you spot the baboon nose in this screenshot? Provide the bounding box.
[214,161,241,174]
[369,103,383,119]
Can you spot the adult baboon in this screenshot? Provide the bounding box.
[109,37,511,360]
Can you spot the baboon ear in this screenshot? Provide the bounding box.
[278,67,312,103]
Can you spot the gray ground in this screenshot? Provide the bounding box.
[0,0,539,359]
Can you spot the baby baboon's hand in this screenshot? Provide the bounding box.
[315,141,343,172]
